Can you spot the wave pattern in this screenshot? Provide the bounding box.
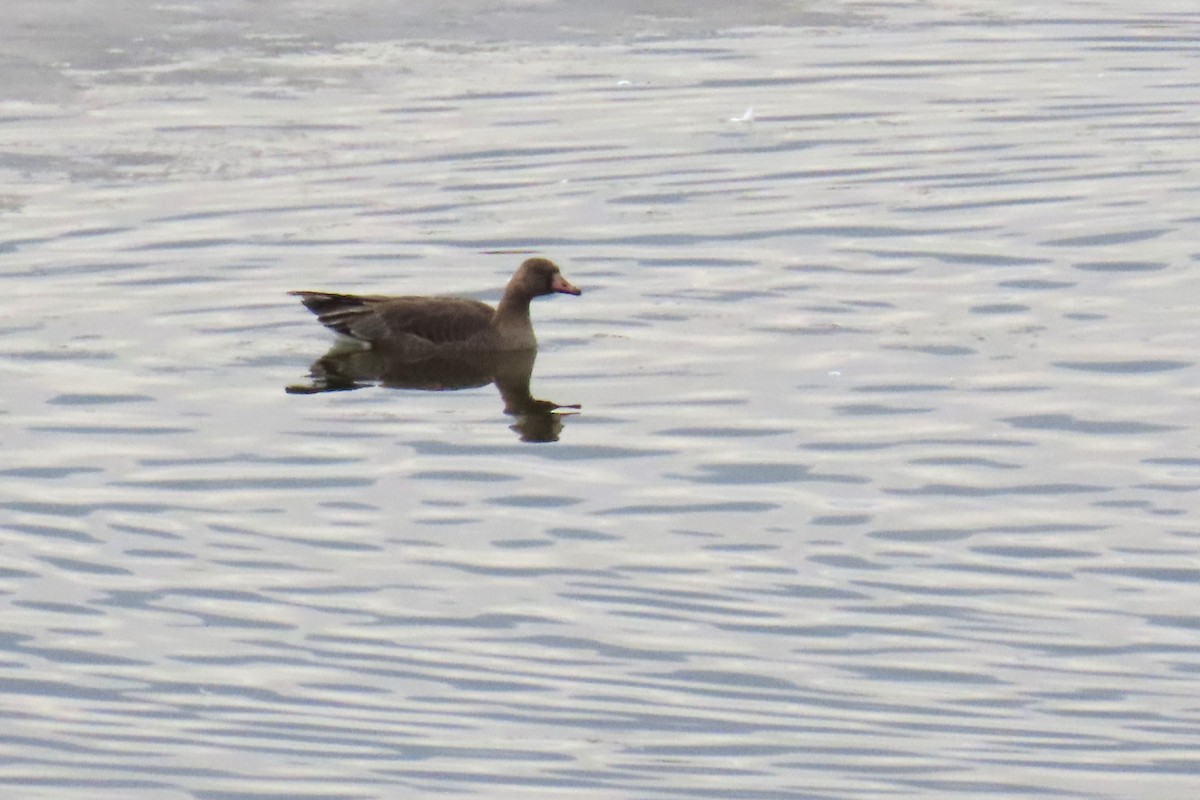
[2,2,1200,798]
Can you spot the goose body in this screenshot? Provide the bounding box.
[291,258,580,355]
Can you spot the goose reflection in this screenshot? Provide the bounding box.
[287,344,579,443]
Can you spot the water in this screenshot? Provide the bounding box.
[3,1,1200,798]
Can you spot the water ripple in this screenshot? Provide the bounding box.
[3,4,1200,800]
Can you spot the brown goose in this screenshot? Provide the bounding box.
[290,258,581,354]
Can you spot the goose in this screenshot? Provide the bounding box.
[291,257,580,354]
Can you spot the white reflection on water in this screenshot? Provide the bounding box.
[2,1,1200,798]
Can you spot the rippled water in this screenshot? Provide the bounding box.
[3,1,1200,798]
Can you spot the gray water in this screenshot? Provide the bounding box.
[3,1,1200,798]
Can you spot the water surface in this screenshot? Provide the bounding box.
[3,1,1200,798]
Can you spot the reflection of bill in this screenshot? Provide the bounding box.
[287,346,579,444]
